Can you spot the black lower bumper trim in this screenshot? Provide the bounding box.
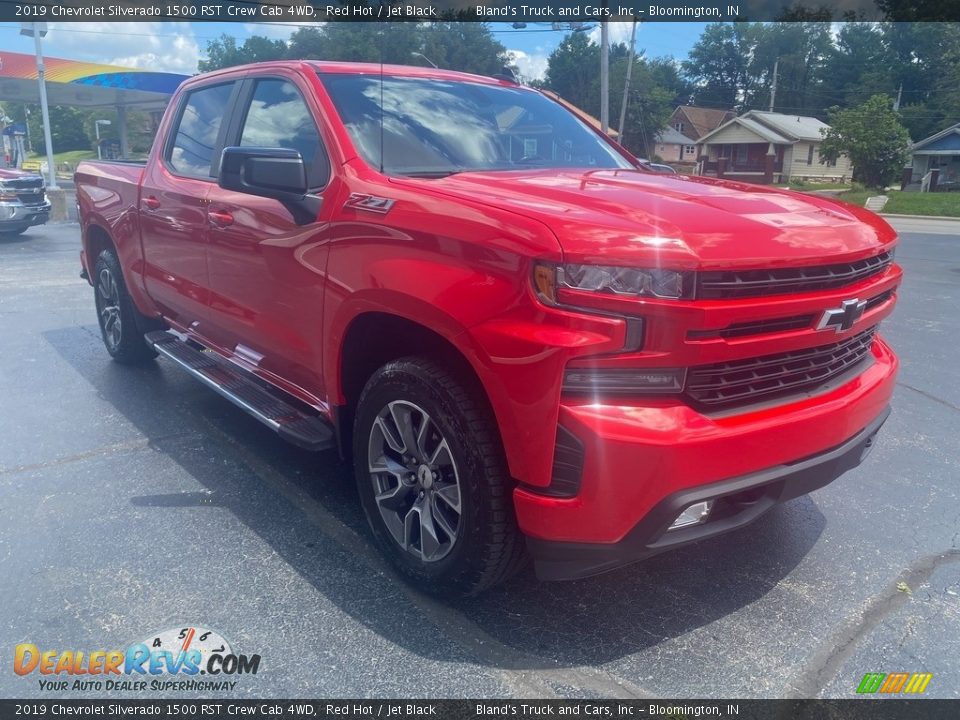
[527,407,891,581]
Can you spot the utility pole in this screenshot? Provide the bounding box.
[20,22,57,189]
[768,58,778,113]
[893,83,903,111]
[617,19,638,140]
[600,9,609,133]
[24,107,32,154]
[95,119,111,161]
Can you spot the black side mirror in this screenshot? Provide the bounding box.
[218,147,320,224]
[219,146,307,200]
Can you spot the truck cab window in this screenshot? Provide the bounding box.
[168,83,234,179]
[239,79,328,188]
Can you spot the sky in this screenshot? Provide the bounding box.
[0,21,709,80]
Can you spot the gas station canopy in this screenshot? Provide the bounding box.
[0,50,189,111]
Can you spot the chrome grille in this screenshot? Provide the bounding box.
[2,176,45,206]
[698,252,893,299]
[2,177,43,190]
[16,191,45,206]
[686,327,877,409]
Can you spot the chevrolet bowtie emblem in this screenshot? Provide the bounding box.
[817,298,867,333]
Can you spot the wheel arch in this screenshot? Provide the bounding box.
[83,223,115,270]
[83,222,159,319]
[333,310,519,481]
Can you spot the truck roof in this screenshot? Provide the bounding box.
[189,60,522,88]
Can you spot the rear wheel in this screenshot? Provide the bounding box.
[354,358,526,596]
[93,249,158,364]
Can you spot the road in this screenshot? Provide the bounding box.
[0,220,957,699]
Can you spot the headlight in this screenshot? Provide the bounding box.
[533,262,692,302]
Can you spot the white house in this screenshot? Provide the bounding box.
[696,110,854,184]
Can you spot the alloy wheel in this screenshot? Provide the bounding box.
[97,267,122,351]
[367,400,462,562]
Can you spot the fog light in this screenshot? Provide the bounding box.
[668,501,713,530]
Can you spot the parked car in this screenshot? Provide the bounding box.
[75,62,901,595]
[0,168,50,237]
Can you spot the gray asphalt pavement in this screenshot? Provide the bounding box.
[0,220,957,699]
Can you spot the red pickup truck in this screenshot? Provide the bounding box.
[76,61,900,595]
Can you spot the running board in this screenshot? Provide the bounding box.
[146,331,335,452]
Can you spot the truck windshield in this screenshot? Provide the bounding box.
[318,73,633,177]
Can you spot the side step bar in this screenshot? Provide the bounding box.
[146,331,335,452]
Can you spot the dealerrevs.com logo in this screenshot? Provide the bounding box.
[13,626,261,693]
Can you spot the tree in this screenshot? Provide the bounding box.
[419,23,510,76]
[20,105,89,154]
[542,33,676,157]
[820,23,896,110]
[199,34,287,72]
[542,32,600,115]
[287,22,422,64]
[201,23,509,76]
[646,57,695,110]
[609,52,674,157]
[681,23,765,111]
[878,0,960,22]
[751,22,833,116]
[819,95,911,188]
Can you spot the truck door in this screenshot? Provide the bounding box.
[140,80,238,334]
[203,74,337,405]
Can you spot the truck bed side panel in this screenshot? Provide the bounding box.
[75,160,158,316]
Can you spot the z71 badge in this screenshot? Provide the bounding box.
[344,193,396,214]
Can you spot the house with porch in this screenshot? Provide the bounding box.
[907,122,960,188]
[695,110,854,184]
[652,106,734,169]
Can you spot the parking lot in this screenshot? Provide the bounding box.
[1,219,957,699]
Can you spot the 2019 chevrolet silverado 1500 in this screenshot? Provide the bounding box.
[0,168,50,237]
[75,62,900,595]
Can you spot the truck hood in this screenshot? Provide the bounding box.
[408,169,896,270]
[0,168,42,181]
[0,168,37,180]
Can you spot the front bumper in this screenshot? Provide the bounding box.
[516,335,898,580]
[528,407,888,580]
[0,201,50,229]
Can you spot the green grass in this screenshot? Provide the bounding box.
[776,181,853,191]
[26,149,96,170]
[830,189,960,217]
[834,189,874,207]
[883,192,960,217]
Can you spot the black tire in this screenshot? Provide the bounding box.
[93,249,159,364]
[0,226,28,238]
[353,357,526,596]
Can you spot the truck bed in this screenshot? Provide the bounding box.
[75,159,148,285]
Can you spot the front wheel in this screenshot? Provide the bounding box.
[353,358,526,596]
[93,249,158,364]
